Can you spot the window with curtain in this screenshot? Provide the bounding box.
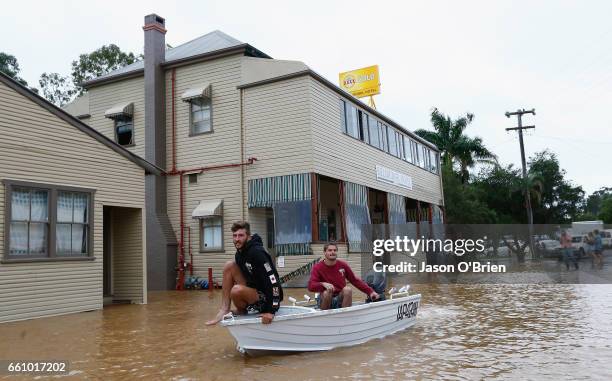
[359,111,370,143]
[56,192,90,256]
[344,182,371,253]
[380,122,388,152]
[200,216,223,251]
[5,182,93,261]
[115,116,134,146]
[190,97,212,134]
[9,188,49,256]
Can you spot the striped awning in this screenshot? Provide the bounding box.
[181,84,211,102]
[192,199,223,218]
[248,173,311,208]
[104,102,134,119]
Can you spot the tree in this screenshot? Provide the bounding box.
[39,72,77,107]
[71,44,139,94]
[585,187,612,216]
[599,198,612,224]
[441,166,497,224]
[0,52,36,92]
[528,150,585,224]
[415,108,496,182]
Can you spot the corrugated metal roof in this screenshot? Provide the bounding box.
[88,30,247,84]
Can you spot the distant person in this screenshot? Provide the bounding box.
[308,242,379,310]
[593,229,604,270]
[586,232,596,269]
[206,221,283,325]
[560,230,578,270]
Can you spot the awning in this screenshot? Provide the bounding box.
[192,199,223,219]
[181,84,211,102]
[104,102,134,119]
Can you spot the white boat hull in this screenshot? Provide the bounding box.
[221,294,421,354]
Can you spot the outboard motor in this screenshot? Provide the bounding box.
[364,269,386,303]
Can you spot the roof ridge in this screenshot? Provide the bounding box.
[167,29,242,51]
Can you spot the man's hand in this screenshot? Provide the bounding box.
[260,312,274,324]
[369,291,380,301]
[321,282,335,292]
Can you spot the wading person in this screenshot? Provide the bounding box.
[206,221,283,325]
[593,229,604,270]
[308,242,379,310]
[560,230,578,271]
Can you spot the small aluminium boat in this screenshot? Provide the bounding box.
[221,288,421,355]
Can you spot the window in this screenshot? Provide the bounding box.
[387,127,399,157]
[358,111,369,143]
[8,187,49,256]
[190,97,212,134]
[56,192,90,256]
[369,117,381,149]
[414,142,424,167]
[201,216,223,251]
[343,102,359,139]
[4,181,94,261]
[380,122,388,152]
[430,150,439,173]
[403,136,413,163]
[188,173,198,184]
[115,116,134,146]
[423,146,431,171]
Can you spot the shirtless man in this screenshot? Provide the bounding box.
[206,221,283,325]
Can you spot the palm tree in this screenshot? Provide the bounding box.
[415,108,496,182]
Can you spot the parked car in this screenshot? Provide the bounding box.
[600,230,612,249]
[537,239,562,259]
[571,235,588,259]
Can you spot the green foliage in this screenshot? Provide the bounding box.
[0,52,38,93]
[415,108,496,183]
[528,150,584,223]
[585,187,612,216]
[599,198,612,224]
[441,166,497,224]
[71,44,139,94]
[39,72,76,107]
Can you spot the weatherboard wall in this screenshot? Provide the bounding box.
[0,81,146,323]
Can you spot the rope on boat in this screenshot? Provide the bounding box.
[279,258,321,284]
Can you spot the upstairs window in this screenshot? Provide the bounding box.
[182,84,213,136]
[369,117,381,149]
[115,116,134,146]
[387,127,399,157]
[190,97,212,135]
[358,111,370,143]
[104,102,135,147]
[343,102,360,139]
[403,136,413,163]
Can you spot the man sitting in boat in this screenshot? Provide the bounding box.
[206,221,283,325]
[308,243,379,309]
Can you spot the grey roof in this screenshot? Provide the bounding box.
[0,72,163,176]
[86,30,264,85]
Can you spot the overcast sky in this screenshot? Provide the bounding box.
[3,0,611,194]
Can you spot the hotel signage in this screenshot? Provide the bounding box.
[375,165,413,190]
[339,65,381,98]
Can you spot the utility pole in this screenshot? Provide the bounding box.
[505,108,537,258]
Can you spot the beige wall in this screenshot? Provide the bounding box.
[87,76,146,158]
[0,81,146,323]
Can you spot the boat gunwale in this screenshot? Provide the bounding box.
[221,294,421,326]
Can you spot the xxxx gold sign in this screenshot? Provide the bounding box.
[339,65,381,98]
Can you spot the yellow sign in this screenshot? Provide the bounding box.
[339,65,381,98]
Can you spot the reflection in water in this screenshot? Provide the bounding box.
[1,285,611,380]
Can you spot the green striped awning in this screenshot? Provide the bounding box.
[248,173,312,208]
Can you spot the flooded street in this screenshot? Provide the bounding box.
[1,284,611,380]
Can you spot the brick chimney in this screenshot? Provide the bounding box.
[143,14,177,290]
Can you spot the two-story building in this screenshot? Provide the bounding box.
[66,14,445,289]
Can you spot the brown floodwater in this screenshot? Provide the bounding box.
[1,283,611,380]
